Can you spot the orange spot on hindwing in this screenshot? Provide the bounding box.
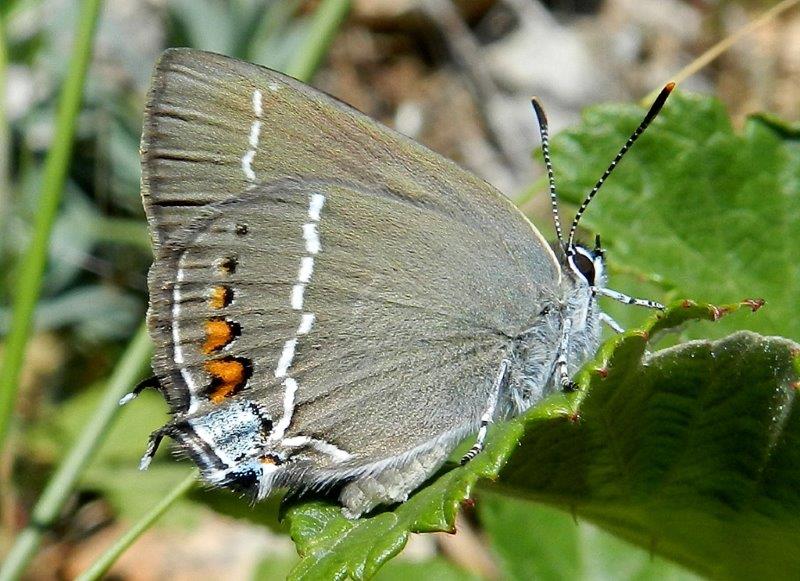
[208,285,233,309]
[205,357,252,403]
[203,318,240,353]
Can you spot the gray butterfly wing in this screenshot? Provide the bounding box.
[141,48,557,265]
[141,49,562,505]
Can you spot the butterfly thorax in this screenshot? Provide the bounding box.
[562,245,606,366]
[504,243,605,417]
[560,242,607,372]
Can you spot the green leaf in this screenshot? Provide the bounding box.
[549,91,799,340]
[478,494,700,581]
[494,322,800,579]
[491,92,800,576]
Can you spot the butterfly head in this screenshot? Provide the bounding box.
[565,234,605,289]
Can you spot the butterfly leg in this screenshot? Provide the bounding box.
[139,427,168,470]
[138,419,181,470]
[555,317,580,392]
[460,358,511,465]
[592,286,665,310]
[600,312,625,334]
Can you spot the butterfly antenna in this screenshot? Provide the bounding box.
[531,97,565,249]
[566,82,676,250]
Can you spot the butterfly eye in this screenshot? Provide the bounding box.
[569,250,596,285]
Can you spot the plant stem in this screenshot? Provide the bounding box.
[0,0,105,451]
[75,471,197,581]
[285,0,351,81]
[0,324,151,581]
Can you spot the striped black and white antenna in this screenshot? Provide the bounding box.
[530,97,565,248]
[531,82,675,253]
[566,83,675,252]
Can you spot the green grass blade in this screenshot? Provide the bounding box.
[75,471,197,581]
[0,0,105,450]
[284,0,350,81]
[0,324,151,581]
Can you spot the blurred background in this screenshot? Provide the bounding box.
[1,0,798,578]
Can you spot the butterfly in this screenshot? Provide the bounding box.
[125,49,671,517]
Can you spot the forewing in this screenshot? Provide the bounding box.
[141,49,556,273]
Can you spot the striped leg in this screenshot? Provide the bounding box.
[139,427,167,470]
[555,317,579,392]
[592,286,665,310]
[460,359,511,465]
[138,420,180,470]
